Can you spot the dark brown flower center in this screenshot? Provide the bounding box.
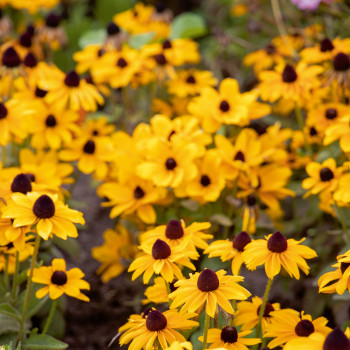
[257,302,275,317]
[2,47,21,68]
[341,262,350,274]
[51,270,67,285]
[162,40,172,49]
[197,269,219,292]
[219,100,230,112]
[25,173,35,182]
[265,44,276,55]
[320,167,334,182]
[152,239,171,260]
[45,114,57,127]
[165,157,177,170]
[11,174,32,194]
[23,53,37,68]
[19,32,32,48]
[35,87,48,98]
[134,186,145,199]
[320,38,334,52]
[146,310,167,331]
[323,328,350,350]
[64,70,80,87]
[107,22,120,35]
[295,320,315,337]
[325,108,338,120]
[267,231,288,253]
[234,151,245,162]
[165,219,184,239]
[186,75,196,84]
[221,327,238,343]
[333,53,350,71]
[154,54,167,65]
[45,13,61,28]
[309,127,317,136]
[117,58,128,68]
[83,140,95,154]
[232,231,251,252]
[33,195,55,219]
[247,194,256,207]
[200,175,211,187]
[282,64,297,83]
[0,103,8,119]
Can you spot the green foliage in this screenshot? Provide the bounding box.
[170,13,207,39]
[22,330,67,350]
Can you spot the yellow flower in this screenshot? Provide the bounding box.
[242,231,317,279]
[324,114,350,153]
[2,192,85,240]
[82,116,115,139]
[73,43,107,74]
[164,341,192,350]
[142,276,169,305]
[92,224,137,283]
[264,309,331,348]
[169,269,250,317]
[199,326,261,350]
[32,258,90,301]
[333,173,350,206]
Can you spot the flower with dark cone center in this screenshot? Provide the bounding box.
[267,231,288,253]
[186,75,196,84]
[219,100,230,112]
[51,270,67,285]
[146,310,167,332]
[133,186,145,199]
[25,173,35,182]
[234,151,245,162]
[257,302,275,317]
[92,130,99,136]
[333,53,350,71]
[20,32,32,48]
[23,53,38,68]
[165,219,184,239]
[33,195,55,219]
[64,70,80,87]
[325,108,338,120]
[45,13,61,28]
[154,54,167,65]
[320,38,334,52]
[2,47,21,68]
[295,320,315,337]
[165,157,177,170]
[319,167,334,182]
[83,140,96,154]
[341,262,350,274]
[152,239,171,260]
[117,57,128,68]
[45,114,57,127]
[265,44,276,55]
[197,269,219,292]
[220,327,238,343]
[162,40,172,49]
[282,64,298,83]
[247,194,256,207]
[323,327,350,350]
[107,22,120,35]
[11,174,32,194]
[309,127,317,136]
[200,175,211,187]
[0,103,8,119]
[35,87,48,98]
[232,231,251,252]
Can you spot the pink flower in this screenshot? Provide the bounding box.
[290,0,332,10]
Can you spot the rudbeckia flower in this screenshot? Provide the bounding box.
[198,326,261,350]
[324,52,350,92]
[234,296,280,334]
[169,269,251,317]
[73,43,108,74]
[333,173,350,206]
[142,276,169,305]
[128,239,198,284]
[324,114,350,153]
[264,309,331,348]
[32,258,90,301]
[163,341,192,350]
[2,192,85,240]
[242,231,317,279]
[204,231,252,275]
[0,241,34,274]
[318,249,350,295]
[119,309,198,350]
[83,116,115,139]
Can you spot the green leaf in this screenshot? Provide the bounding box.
[0,303,21,322]
[78,29,106,49]
[52,237,81,261]
[22,334,67,350]
[0,314,20,335]
[170,13,207,39]
[129,32,155,49]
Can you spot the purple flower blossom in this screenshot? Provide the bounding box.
[290,0,332,10]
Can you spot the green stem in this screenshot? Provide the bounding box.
[295,105,311,154]
[252,278,274,350]
[42,299,58,334]
[11,251,20,303]
[335,204,350,243]
[18,234,41,343]
[4,254,9,290]
[202,313,211,350]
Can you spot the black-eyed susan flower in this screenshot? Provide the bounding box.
[242,231,317,279]
[234,296,280,334]
[198,326,261,350]
[333,173,350,206]
[324,114,350,153]
[142,276,170,305]
[92,224,137,283]
[204,231,252,275]
[163,341,192,350]
[318,249,350,295]
[264,309,331,348]
[128,239,198,284]
[82,116,115,139]
[2,192,85,240]
[119,309,198,350]
[32,258,89,301]
[169,269,251,317]
[73,43,107,74]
